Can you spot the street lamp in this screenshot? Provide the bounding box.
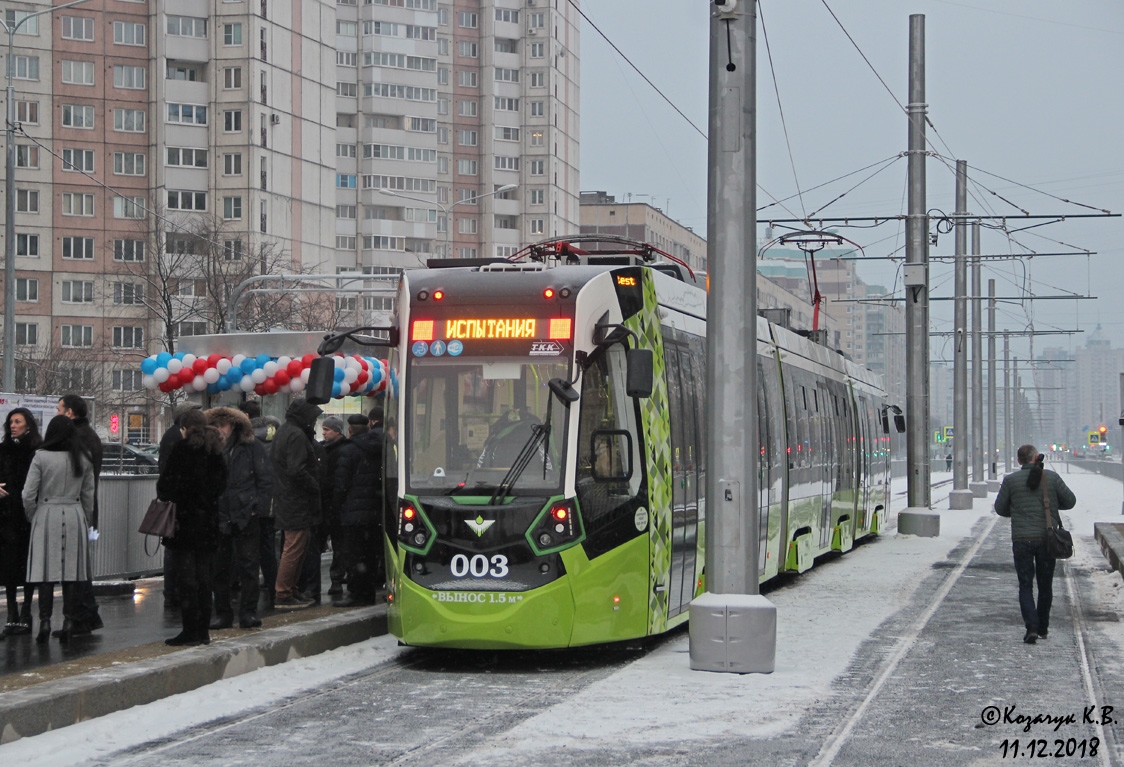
[2,0,91,392]
[379,183,516,259]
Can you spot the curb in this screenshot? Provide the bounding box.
[0,605,387,744]
[1093,522,1124,581]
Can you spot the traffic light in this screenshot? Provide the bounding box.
[1099,425,1108,436]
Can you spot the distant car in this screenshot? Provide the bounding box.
[100,442,159,475]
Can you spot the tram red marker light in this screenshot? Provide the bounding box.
[433,290,444,301]
[613,595,620,604]
[543,288,555,299]
[551,506,568,521]
[403,506,416,520]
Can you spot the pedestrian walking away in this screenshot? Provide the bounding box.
[22,415,96,643]
[993,444,1077,644]
[0,408,42,637]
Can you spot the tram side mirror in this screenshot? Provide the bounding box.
[548,378,579,406]
[626,349,653,399]
[881,405,905,434]
[894,413,906,433]
[306,357,337,405]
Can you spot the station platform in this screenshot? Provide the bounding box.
[1,469,1123,764]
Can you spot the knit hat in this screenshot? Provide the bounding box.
[347,414,369,427]
[322,416,345,434]
[174,401,203,418]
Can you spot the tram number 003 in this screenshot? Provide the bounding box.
[450,554,510,578]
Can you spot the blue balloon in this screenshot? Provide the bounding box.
[173,351,185,360]
[141,357,158,375]
[331,382,342,398]
[218,378,232,391]
[256,354,271,368]
[241,358,257,374]
[369,364,382,384]
[206,382,220,394]
[333,367,345,382]
[226,368,244,383]
[156,352,172,367]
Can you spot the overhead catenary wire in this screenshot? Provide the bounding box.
[758,0,806,220]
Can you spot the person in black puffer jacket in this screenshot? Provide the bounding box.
[207,407,273,630]
[270,398,322,607]
[156,409,228,646]
[994,443,1077,645]
[331,420,384,606]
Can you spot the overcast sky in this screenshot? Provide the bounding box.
[578,0,1124,364]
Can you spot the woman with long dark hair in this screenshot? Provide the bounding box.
[21,415,95,643]
[0,408,42,637]
[156,407,227,646]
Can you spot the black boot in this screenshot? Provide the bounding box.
[36,618,51,644]
[36,584,54,644]
[13,598,32,635]
[54,618,74,643]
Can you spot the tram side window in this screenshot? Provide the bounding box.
[577,349,640,525]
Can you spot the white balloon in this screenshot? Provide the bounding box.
[142,374,156,390]
[153,368,170,383]
[277,356,292,369]
[240,376,257,392]
[300,368,311,384]
[289,378,305,393]
[338,382,351,397]
[343,367,359,383]
[203,368,221,384]
[263,361,279,376]
[231,354,246,368]
[250,369,267,384]
[333,355,345,368]
[167,359,183,374]
[182,354,196,367]
[191,375,208,391]
[345,357,361,371]
[215,358,232,374]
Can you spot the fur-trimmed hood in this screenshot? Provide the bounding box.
[205,406,255,444]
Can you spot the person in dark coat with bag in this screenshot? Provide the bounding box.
[156,409,228,646]
[994,444,1077,645]
[331,417,384,606]
[0,408,41,637]
[271,398,322,607]
[207,407,273,629]
[22,415,96,643]
[158,400,203,612]
[57,395,104,636]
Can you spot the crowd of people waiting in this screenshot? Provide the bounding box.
[0,394,386,648]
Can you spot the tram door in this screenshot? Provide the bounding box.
[664,340,701,618]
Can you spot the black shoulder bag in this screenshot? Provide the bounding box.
[1042,477,1073,560]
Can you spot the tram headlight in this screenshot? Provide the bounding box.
[528,499,583,555]
[397,500,435,554]
[413,531,427,546]
[538,533,553,547]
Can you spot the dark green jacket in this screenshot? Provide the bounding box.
[994,464,1076,541]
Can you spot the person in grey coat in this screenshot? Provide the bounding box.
[22,415,96,643]
[994,444,1077,644]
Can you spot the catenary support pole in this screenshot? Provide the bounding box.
[987,279,1000,489]
[691,0,775,674]
[969,222,987,497]
[949,161,974,509]
[1004,333,1012,473]
[898,14,938,536]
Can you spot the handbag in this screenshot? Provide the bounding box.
[139,498,177,539]
[1041,476,1073,560]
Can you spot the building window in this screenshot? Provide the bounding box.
[336,205,356,219]
[61,148,95,172]
[113,21,146,45]
[168,147,208,168]
[529,219,544,235]
[167,16,207,37]
[113,370,144,391]
[529,12,545,28]
[62,236,95,259]
[494,156,519,171]
[458,218,478,234]
[456,159,478,176]
[113,109,146,132]
[113,196,146,219]
[168,103,207,124]
[223,23,243,45]
[457,70,478,87]
[9,55,40,81]
[457,129,478,146]
[167,64,200,81]
[336,236,356,250]
[167,190,207,211]
[61,16,94,41]
[495,67,519,83]
[16,189,39,213]
[336,143,356,158]
[15,278,37,302]
[5,10,38,35]
[61,60,95,85]
[336,20,357,36]
[224,110,243,132]
[529,188,544,205]
[61,325,94,348]
[113,282,144,305]
[114,239,144,262]
[458,100,478,117]
[15,323,37,346]
[495,38,517,54]
[494,97,519,111]
[530,71,545,88]
[113,326,145,348]
[337,51,356,66]
[337,81,357,97]
[457,41,478,58]
[16,233,39,257]
[223,196,242,220]
[113,65,146,89]
[529,159,545,176]
[529,100,544,117]
[15,145,38,168]
[530,42,544,58]
[113,152,146,175]
[16,100,38,124]
[177,321,208,337]
[336,174,357,189]
[529,130,544,147]
[61,280,94,303]
[61,104,94,129]
[223,67,242,89]
[223,153,242,175]
[223,240,244,260]
[457,11,477,28]
[495,8,519,23]
[61,192,95,216]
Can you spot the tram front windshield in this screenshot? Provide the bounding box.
[405,356,570,495]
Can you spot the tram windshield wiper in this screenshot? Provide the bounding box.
[487,424,549,506]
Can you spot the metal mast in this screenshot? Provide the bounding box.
[970,222,987,497]
[949,160,974,509]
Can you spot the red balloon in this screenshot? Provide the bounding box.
[178,370,194,386]
[207,354,221,367]
[301,354,315,367]
[274,370,291,386]
[356,371,368,386]
[159,381,174,393]
[263,379,279,394]
[254,384,267,396]
[192,358,209,374]
[287,360,303,376]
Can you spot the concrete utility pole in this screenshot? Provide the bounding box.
[949,160,973,510]
[898,15,938,536]
[969,222,987,497]
[691,0,775,674]
[1004,333,1012,473]
[987,279,1000,489]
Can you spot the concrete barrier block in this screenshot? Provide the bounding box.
[898,509,941,537]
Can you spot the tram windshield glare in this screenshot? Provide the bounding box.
[405,356,570,494]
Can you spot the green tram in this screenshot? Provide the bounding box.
[380,244,893,649]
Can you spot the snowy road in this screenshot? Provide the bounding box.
[3,468,1122,766]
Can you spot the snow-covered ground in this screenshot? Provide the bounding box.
[3,468,1122,766]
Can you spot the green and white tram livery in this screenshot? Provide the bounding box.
[370,246,894,650]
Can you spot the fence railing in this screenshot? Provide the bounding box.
[91,474,163,580]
